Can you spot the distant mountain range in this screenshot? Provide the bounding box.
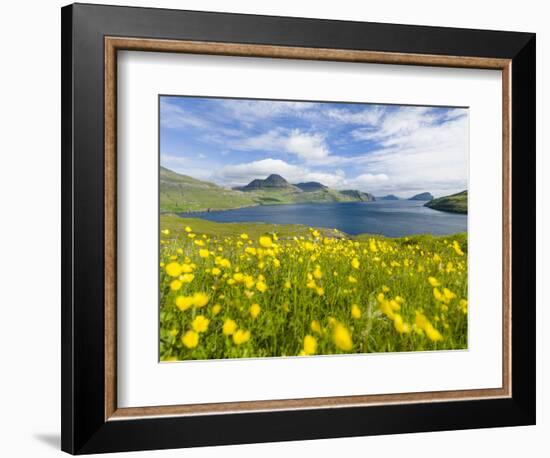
[160,169,375,212]
[234,174,375,204]
[160,167,445,213]
[425,190,467,214]
[376,194,400,201]
[376,193,435,201]
[409,192,434,201]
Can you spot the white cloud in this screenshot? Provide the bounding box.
[351,108,469,197]
[346,173,390,188]
[284,130,329,161]
[326,106,385,125]
[220,99,316,123]
[160,100,210,130]
[231,129,330,162]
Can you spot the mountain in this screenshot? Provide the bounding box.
[236,174,298,191]
[160,167,257,212]
[425,190,467,214]
[377,194,400,201]
[160,168,377,212]
[340,190,375,202]
[232,174,375,205]
[409,192,434,201]
[295,182,328,192]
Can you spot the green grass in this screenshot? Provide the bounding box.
[425,190,468,214]
[160,216,347,240]
[159,216,468,361]
[160,167,257,212]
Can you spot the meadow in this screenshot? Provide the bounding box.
[159,216,468,361]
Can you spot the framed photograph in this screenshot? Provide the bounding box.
[61,3,536,454]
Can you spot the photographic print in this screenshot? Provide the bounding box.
[159,96,468,361]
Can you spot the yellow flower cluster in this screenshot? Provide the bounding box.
[159,223,467,361]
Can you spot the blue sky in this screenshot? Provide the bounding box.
[160,96,468,198]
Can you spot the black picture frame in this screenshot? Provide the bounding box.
[61,3,536,454]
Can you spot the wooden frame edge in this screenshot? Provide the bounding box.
[103,36,512,421]
[105,38,118,420]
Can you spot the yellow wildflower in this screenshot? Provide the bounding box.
[452,240,464,256]
[433,287,443,301]
[175,295,194,311]
[249,303,261,319]
[211,267,221,276]
[332,324,353,351]
[222,319,237,336]
[428,276,440,287]
[303,335,317,355]
[259,235,273,248]
[425,326,443,341]
[165,262,182,277]
[212,304,222,315]
[181,273,194,283]
[199,249,209,258]
[191,315,210,333]
[184,226,192,233]
[393,314,411,334]
[311,320,322,334]
[233,329,251,345]
[256,281,267,293]
[313,266,323,279]
[192,292,209,308]
[443,288,456,301]
[415,311,443,342]
[351,258,360,269]
[351,304,362,319]
[170,280,182,291]
[369,239,378,252]
[181,330,199,349]
[181,263,193,273]
[240,233,249,240]
[460,299,468,314]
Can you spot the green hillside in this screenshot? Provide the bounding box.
[248,187,373,206]
[161,168,376,212]
[425,190,468,214]
[160,167,257,212]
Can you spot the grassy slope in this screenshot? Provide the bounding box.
[160,167,257,212]
[160,167,374,212]
[161,215,347,239]
[249,187,366,205]
[425,190,468,214]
